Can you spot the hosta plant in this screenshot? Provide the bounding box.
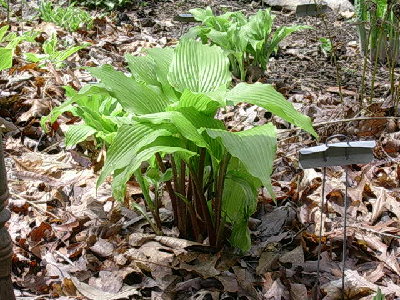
[45,40,316,251]
[184,7,311,81]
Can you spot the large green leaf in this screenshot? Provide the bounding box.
[89,65,170,115]
[146,47,174,87]
[207,123,276,195]
[175,107,225,131]
[168,89,221,116]
[97,122,173,187]
[112,136,198,201]
[65,124,96,147]
[125,53,159,87]
[135,111,208,147]
[168,39,231,93]
[0,48,12,71]
[245,8,274,48]
[207,29,230,49]
[144,47,179,103]
[226,82,317,137]
[223,167,258,251]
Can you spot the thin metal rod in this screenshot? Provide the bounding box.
[315,167,326,299]
[342,167,349,299]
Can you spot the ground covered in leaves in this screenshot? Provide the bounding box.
[1,0,400,299]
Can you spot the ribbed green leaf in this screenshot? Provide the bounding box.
[24,53,44,63]
[0,48,12,71]
[168,39,231,93]
[125,53,159,86]
[169,89,221,116]
[89,65,170,115]
[246,9,274,43]
[136,111,207,147]
[112,137,198,201]
[230,221,251,252]
[65,124,96,147]
[207,123,276,195]
[143,47,179,103]
[97,122,173,187]
[226,82,317,137]
[176,107,225,131]
[223,168,258,251]
[146,47,174,87]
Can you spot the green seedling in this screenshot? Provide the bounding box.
[373,288,385,300]
[0,25,38,71]
[0,0,7,9]
[25,34,89,69]
[319,37,333,56]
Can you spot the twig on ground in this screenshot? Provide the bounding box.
[278,116,400,136]
[349,225,400,239]
[10,192,59,219]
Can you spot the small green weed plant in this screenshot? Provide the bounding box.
[39,0,93,32]
[319,37,332,56]
[43,40,316,251]
[25,34,90,69]
[0,25,38,71]
[184,7,311,81]
[0,0,8,9]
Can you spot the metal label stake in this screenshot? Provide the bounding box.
[299,134,375,299]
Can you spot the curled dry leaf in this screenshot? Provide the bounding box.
[321,270,400,298]
[71,277,140,300]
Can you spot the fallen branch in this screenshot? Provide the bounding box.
[278,116,400,136]
[313,116,400,127]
